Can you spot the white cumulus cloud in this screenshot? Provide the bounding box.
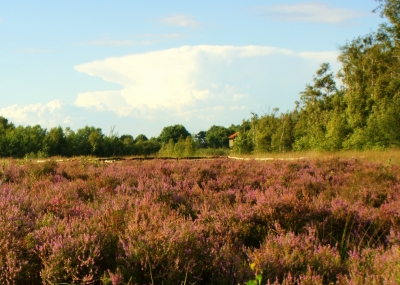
[73,45,342,123]
[256,2,367,24]
[0,100,68,127]
[73,45,294,118]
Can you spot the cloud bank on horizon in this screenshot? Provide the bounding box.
[0,100,69,127]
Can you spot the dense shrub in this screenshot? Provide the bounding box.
[0,158,399,284]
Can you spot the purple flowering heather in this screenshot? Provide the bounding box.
[0,158,399,284]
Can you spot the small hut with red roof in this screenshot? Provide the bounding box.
[228,132,239,148]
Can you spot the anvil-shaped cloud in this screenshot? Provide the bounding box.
[74,45,337,120]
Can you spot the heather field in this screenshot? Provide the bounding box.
[1,158,400,284]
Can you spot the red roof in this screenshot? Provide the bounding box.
[228,132,239,139]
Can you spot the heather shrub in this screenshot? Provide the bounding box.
[28,160,58,178]
[59,160,91,181]
[196,207,254,283]
[0,161,26,183]
[260,269,325,285]
[337,246,400,285]
[120,201,210,284]
[94,198,130,274]
[0,184,40,284]
[311,198,387,259]
[34,217,103,284]
[0,157,399,284]
[28,178,92,220]
[248,227,344,284]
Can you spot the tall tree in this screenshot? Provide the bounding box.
[135,134,149,142]
[206,125,230,149]
[120,135,135,155]
[136,141,161,156]
[194,131,207,148]
[73,126,104,156]
[43,127,67,157]
[0,117,15,157]
[158,125,190,143]
[375,0,400,41]
[294,63,344,151]
[336,0,400,148]
[255,114,279,153]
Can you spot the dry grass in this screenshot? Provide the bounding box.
[2,148,399,166]
[235,148,400,165]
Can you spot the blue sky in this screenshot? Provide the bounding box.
[0,1,382,137]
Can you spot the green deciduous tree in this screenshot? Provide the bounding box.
[194,131,207,148]
[375,0,400,41]
[73,126,104,156]
[135,134,148,143]
[159,139,175,156]
[135,141,161,156]
[293,63,346,151]
[0,117,15,157]
[158,125,190,143]
[174,136,186,157]
[184,136,195,156]
[336,0,400,149]
[120,135,135,155]
[206,125,230,148]
[43,127,67,157]
[232,132,254,154]
[7,125,47,158]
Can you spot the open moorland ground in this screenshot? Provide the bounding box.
[0,154,400,284]
[231,149,400,165]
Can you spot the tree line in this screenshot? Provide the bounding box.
[0,118,241,158]
[232,0,400,153]
[1,0,399,158]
